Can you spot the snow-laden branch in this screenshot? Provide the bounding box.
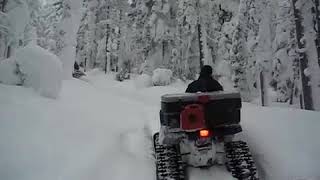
[0,11,9,17]
[0,11,10,24]
[0,28,9,35]
[295,0,307,10]
[0,24,10,30]
[297,47,307,53]
[205,34,219,43]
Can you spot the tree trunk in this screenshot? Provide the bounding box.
[105,6,110,74]
[313,0,320,67]
[198,24,204,69]
[1,0,7,12]
[84,58,87,72]
[292,0,314,110]
[260,71,265,106]
[6,45,10,58]
[162,40,165,63]
[1,0,8,59]
[104,55,108,74]
[84,57,87,72]
[105,24,110,74]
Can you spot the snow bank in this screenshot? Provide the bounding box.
[134,74,152,88]
[152,68,173,86]
[0,58,21,85]
[15,44,63,98]
[241,105,320,180]
[0,80,155,180]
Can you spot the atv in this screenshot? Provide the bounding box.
[153,91,258,180]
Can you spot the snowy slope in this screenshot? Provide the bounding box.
[241,104,320,180]
[0,72,320,180]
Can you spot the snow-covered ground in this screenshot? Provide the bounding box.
[0,71,320,180]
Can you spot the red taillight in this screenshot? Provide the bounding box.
[199,129,210,138]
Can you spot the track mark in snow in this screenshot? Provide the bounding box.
[188,166,235,180]
[252,153,269,180]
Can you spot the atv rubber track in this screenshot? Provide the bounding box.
[153,133,185,180]
[225,141,259,180]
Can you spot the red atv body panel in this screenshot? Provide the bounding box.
[180,104,206,131]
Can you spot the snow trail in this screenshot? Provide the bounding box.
[0,79,157,180]
[84,74,235,179]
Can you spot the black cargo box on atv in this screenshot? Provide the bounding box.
[160,92,242,134]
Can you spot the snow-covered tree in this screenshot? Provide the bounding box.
[85,0,99,69]
[313,0,320,68]
[0,0,8,59]
[206,1,237,89]
[292,0,314,110]
[176,0,200,79]
[127,0,151,74]
[56,0,82,79]
[270,0,299,103]
[0,0,30,58]
[76,0,89,70]
[310,0,320,110]
[255,1,274,106]
[229,0,253,101]
[69,0,320,110]
[243,0,261,100]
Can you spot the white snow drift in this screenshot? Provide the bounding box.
[0,44,63,98]
[0,58,21,85]
[134,74,152,88]
[152,68,173,86]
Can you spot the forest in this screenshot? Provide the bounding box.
[0,0,320,111]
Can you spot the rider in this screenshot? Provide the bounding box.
[186,65,223,93]
[74,61,80,71]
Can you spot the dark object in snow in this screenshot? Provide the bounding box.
[73,62,86,79]
[186,65,223,93]
[73,70,86,79]
[74,62,80,71]
[115,71,130,82]
[153,92,258,180]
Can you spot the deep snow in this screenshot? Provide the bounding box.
[0,44,63,99]
[15,44,63,98]
[0,71,319,180]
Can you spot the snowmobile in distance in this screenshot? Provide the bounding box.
[72,70,86,79]
[73,61,86,79]
[153,91,258,180]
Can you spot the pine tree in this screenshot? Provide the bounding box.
[85,0,98,69]
[271,0,297,103]
[292,0,314,110]
[206,1,238,88]
[57,0,82,79]
[127,0,152,74]
[310,0,320,109]
[176,0,199,80]
[24,0,41,46]
[230,0,252,102]
[299,0,320,110]
[76,3,89,70]
[312,0,320,68]
[0,0,39,58]
[0,0,8,59]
